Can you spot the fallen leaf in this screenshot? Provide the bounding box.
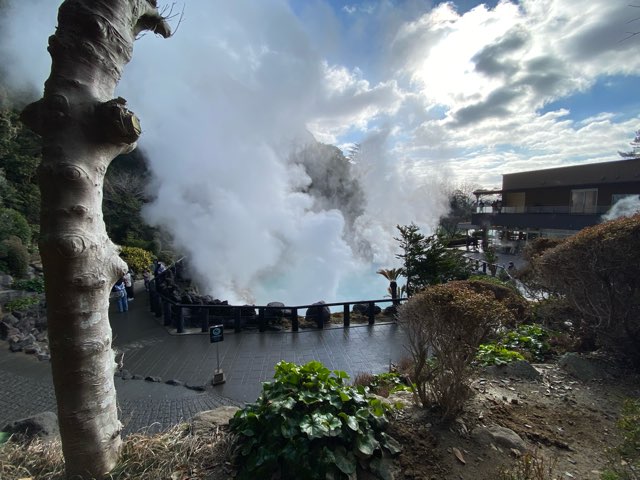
[453,447,466,464]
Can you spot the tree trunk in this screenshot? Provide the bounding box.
[20,1,169,478]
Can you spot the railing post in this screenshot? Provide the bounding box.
[343,303,350,328]
[200,307,208,333]
[291,308,299,332]
[234,307,241,333]
[368,302,375,325]
[259,308,266,332]
[163,301,172,326]
[176,305,184,334]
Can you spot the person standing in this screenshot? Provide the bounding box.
[123,270,134,301]
[113,279,128,313]
[143,269,151,291]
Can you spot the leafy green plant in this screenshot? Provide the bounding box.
[476,344,525,366]
[503,324,550,362]
[5,295,39,312]
[11,277,44,293]
[478,324,550,366]
[229,360,401,479]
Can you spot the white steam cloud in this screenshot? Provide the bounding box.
[602,195,640,222]
[1,0,448,305]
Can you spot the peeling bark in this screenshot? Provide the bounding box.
[21,1,170,478]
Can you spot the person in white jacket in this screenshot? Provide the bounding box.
[123,270,134,301]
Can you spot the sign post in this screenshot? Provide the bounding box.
[209,324,225,385]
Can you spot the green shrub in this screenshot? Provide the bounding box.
[119,245,154,275]
[398,281,514,418]
[0,208,31,245]
[11,277,44,293]
[229,360,401,479]
[2,236,29,277]
[5,295,39,312]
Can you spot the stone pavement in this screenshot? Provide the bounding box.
[0,282,408,435]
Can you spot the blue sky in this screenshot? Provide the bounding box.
[1,0,639,303]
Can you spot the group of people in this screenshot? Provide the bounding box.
[111,259,167,313]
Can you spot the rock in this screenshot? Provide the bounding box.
[190,406,240,434]
[120,369,133,380]
[23,344,40,355]
[145,376,163,383]
[3,412,59,442]
[132,374,144,380]
[472,425,527,451]
[266,302,285,319]
[0,321,19,340]
[485,360,542,380]
[353,303,382,316]
[305,301,331,328]
[37,353,51,362]
[9,333,36,352]
[185,383,206,392]
[0,274,13,287]
[558,353,607,381]
[166,379,184,386]
[2,313,19,326]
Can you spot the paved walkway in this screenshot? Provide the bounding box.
[0,283,408,435]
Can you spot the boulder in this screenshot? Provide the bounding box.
[472,425,526,451]
[306,301,331,328]
[190,406,240,435]
[485,360,542,381]
[0,274,13,288]
[558,353,607,381]
[2,313,19,326]
[3,412,59,442]
[266,302,285,319]
[352,303,382,316]
[0,321,19,340]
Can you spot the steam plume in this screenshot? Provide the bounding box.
[1,0,449,304]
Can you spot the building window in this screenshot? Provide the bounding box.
[571,188,598,214]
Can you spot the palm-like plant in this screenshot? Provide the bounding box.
[377,268,404,304]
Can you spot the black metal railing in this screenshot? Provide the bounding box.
[148,288,406,334]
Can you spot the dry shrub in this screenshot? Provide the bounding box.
[0,436,64,479]
[352,371,375,388]
[533,214,640,365]
[398,282,513,419]
[515,237,566,300]
[463,278,530,325]
[498,450,558,480]
[0,423,232,480]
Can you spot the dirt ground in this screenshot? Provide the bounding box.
[201,353,639,480]
[386,355,640,480]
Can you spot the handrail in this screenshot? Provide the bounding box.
[148,287,407,334]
